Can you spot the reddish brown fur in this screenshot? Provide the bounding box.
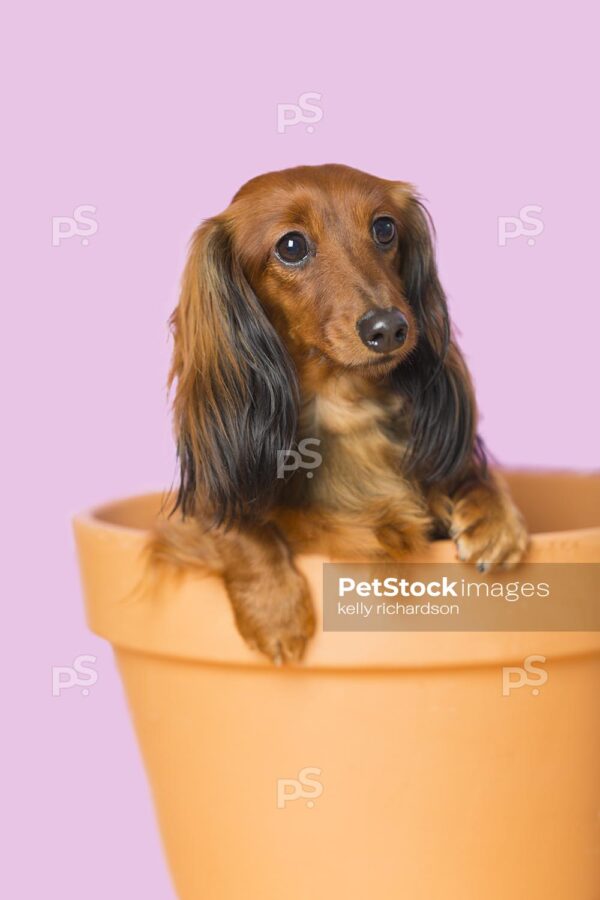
[153,164,527,663]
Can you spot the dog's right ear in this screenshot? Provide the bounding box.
[169,216,299,527]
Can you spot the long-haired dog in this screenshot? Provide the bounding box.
[154,164,527,663]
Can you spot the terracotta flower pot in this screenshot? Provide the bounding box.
[74,470,600,900]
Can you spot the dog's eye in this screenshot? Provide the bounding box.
[275,232,309,264]
[372,217,396,246]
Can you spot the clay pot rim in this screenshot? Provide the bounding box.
[73,469,600,671]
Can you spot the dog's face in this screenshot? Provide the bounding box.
[171,164,477,525]
[226,166,419,374]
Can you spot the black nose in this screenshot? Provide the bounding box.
[357,308,409,353]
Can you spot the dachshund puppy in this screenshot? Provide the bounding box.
[154,164,527,663]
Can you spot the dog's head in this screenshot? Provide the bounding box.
[229,165,421,374]
[171,164,482,525]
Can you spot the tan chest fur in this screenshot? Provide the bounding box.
[281,374,432,558]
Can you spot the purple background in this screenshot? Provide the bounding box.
[4,1,598,897]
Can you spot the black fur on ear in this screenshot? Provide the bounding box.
[391,194,487,486]
[169,217,299,527]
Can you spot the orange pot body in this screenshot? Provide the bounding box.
[74,471,600,900]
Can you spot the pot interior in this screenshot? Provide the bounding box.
[93,471,599,536]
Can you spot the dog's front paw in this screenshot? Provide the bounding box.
[450,487,528,572]
[227,567,315,665]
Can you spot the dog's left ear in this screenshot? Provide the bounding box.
[391,186,486,486]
